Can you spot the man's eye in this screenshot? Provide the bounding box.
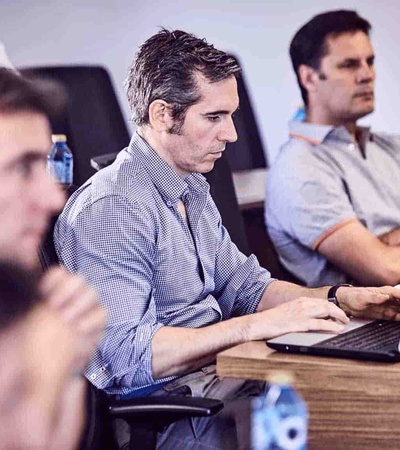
[15,159,42,178]
[207,115,220,123]
[341,62,359,69]
[16,161,33,176]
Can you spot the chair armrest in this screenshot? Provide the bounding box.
[90,152,119,171]
[108,397,224,449]
[108,396,224,423]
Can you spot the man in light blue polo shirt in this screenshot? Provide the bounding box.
[266,10,400,287]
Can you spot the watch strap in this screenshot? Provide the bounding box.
[327,283,353,308]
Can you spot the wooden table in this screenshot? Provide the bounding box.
[217,341,400,449]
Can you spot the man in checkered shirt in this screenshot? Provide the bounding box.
[55,29,400,449]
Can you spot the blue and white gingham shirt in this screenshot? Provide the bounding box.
[55,132,273,396]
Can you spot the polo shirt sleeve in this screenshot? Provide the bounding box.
[55,194,164,391]
[267,150,357,251]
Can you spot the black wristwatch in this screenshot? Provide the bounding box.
[327,284,353,309]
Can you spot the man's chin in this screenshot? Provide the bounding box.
[353,105,374,121]
[199,162,217,174]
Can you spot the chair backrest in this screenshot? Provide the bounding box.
[204,153,249,255]
[242,208,302,284]
[19,65,130,187]
[225,55,267,171]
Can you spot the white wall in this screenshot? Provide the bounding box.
[2,0,399,163]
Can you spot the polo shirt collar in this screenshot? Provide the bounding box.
[289,120,333,145]
[127,132,209,202]
[289,120,372,147]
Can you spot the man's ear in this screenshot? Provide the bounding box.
[148,100,175,132]
[298,64,320,95]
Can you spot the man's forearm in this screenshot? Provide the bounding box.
[150,281,400,381]
[151,317,250,379]
[319,221,400,286]
[256,280,329,311]
[151,291,346,380]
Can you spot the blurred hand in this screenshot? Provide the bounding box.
[337,285,400,320]
[247,297,349,341]
[40,266,107,371]
[16,303,80,449]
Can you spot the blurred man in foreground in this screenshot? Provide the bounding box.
[0,67,106,449]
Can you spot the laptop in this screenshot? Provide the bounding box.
[267,318,400,362]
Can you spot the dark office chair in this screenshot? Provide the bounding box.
[19,65,131,187]
[82,386,223,450]
[225,56,301,282]
[206,154,249,254]
[225,55,267,172]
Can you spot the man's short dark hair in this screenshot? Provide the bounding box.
[126,29,241,130]
[0,261,39,331]
[290,10,372,106]
[0,68,66,120]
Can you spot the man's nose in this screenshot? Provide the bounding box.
[357,62,375,83]
[219,117,238,143]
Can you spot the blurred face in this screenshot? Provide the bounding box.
[163,74,239,177]
[0,111,65,269]
[310,31,375,125]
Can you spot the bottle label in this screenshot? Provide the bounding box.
[251,395,307,450]
[48,159,73,185]
[47,141,73,186]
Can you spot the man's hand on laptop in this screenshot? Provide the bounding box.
[336,286,400,320]
[40,267,107,371]
[247,297,349,340]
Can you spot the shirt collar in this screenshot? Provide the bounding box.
[289,120,372,147]
[288,120,334,145]
[127,132,209,202]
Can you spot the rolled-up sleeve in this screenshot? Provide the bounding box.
[55,194,167,391]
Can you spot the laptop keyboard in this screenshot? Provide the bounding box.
[317,320,400,352]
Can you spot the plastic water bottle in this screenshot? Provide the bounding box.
[47,134,73,187]
[251,373,308,450]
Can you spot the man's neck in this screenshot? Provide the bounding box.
[138,126,171,163]
[137,126,188,178]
